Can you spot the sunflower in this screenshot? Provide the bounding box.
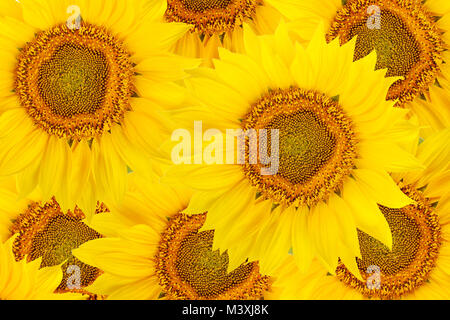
[72,174,300,300]
[0,177,106,299]
[148,0,284,66]
[274,129,450,300]
[0,236,79,300]
[164,23,423,276]
[266,0,450,136]
[0,0,198,215]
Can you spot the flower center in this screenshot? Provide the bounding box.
[10,198,106,295]
[242,88,357,207]
[336,184,441,299]
[14,23,134,140]
[164,0,260,35]
[327,0,443,106]
[38,43,109,117]
[183,0,232,11]
[155,213,270,299]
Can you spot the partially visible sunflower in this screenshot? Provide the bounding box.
[164,23,423,276]
[73,174,298,300]
[0,177,106,299]
[273,129,450,300]
[0,0,198,215]
[147,0,284,66]
[265,0,450,136]
[0,236,79,300]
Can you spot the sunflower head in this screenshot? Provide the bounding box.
[165,0,262,35]
[10,197,106,297]
[0,0,197,213]
[326,0,444,106]
[15,22,134,140]
[155,212,271,299]
[337,183,442,299]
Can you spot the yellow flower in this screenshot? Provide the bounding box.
[0,0,198,215]
[0,177,106,299]
[275,129,450,300]
[164,23,422,276]
[266,0,450,137]
[0,236,78,300]
[73,174,296,300]
[149,0,284,66]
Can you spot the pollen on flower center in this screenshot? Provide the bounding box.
[10,198,107,295]
[268,110,336,184]
[326,0,444,106]
[155,213,271,299]
[14,23,134,140]
[336,184,442,299]
[38,43,109,117]
[242,88,357,207]
[183,0,232,12]
[164,0,261,35]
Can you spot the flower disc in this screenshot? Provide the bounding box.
[11,198,106,295]
[336,184,441,299]
[242,88,357,207]
[155,213,270,299]
[165,0,261,35]
[14,23,134,140]
[326,0,444,106]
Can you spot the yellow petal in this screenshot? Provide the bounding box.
[342,178,392,250]
[291,205,314,273]
[353,169,413,208]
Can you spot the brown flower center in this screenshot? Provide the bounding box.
[242,88,357,207]
[164,0,261,35]
[155,213,270,299]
